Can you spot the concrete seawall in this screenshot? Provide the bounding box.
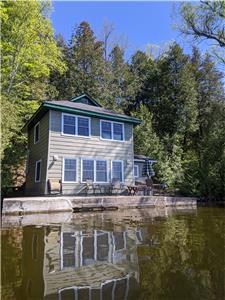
[2,195,197,215]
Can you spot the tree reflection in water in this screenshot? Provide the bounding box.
[1,208,225,300]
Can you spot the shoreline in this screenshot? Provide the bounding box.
[2,195,197,216]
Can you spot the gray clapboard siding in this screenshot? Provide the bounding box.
[26,112,49,195]
[48,110,135,194]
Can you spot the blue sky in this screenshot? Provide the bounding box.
[51,1,210,60]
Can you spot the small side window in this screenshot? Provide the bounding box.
[134,165,139,178]
[34,123,40,144]
[35,160,41,182]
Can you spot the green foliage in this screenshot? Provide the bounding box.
[1,0,65,98]
[55,21,105,100]
[129,43,224,199]
[1,0,66,187]
[1,7,224,201]
[177,1,225,64]
[133,105,161,159]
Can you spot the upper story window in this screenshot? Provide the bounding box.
[134,165,139,178]
[101,121,112,139]
[34,122,40,144]
[100,120,124,141]
[62,113,90,137]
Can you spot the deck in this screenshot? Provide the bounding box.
[2,195,197,215]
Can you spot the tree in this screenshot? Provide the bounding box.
[1,0,65,186]
[177,1,225,64]
[190,49,225,199]
[49,34,70,99]
[1,0,65,99]
[101,20,115,61]
[132,105,162,161]
[63,21,105,99]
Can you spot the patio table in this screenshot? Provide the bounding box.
[127,185,138,195]
[99,185,112,195]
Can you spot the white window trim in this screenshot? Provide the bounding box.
[111,160,124,183]
[134,165,139,178]
[62,157,78,183]
[100,120,125,142]
[61,113,91,138]
[35,159,42,183]
[34,122,40,144]
[81,158,109,184]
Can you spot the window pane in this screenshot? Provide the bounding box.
[34,124,40,143]
[83,160,94,181]
[64,159,76,182]
[63,115,76,135]
[62,233,75,268]
[35,161,41,181]
[134,165,138,177]
[96,161,107,182]
[101,121,112,139]
[64,171,76,182]
[78,117,89,136]
[113,123,123,141]
[112,161,122,182]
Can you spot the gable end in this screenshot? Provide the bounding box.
[70,94,102,107]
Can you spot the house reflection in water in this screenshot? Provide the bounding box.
[43,225,145,300]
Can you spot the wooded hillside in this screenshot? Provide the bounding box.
[1,1,225,200]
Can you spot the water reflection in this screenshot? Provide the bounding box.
[1,208,225,300]
[44,225,143,300]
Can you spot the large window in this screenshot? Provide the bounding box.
[34,122,40,144]
[62,114,90,137]
[96,160,107,182]
[35,160,41,182]
[63,158,77,182]
[82,159,94,181]
[112,161,123,182]
[100,120,124,141]
[82,159,108,183]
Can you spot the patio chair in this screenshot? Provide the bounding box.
[145,178,153,195]
[135,177,147,195]
[111,178,124,195]
[48,179,62,195]
[85,180,101,196]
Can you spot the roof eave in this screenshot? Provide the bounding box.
[44,102,142,125]
[21,103,46,133]
[21,101,142,133]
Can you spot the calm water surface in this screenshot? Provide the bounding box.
[1,207,225,300]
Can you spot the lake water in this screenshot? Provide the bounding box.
[1,207,225,300]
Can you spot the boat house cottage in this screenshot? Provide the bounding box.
[23,94,156,196]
